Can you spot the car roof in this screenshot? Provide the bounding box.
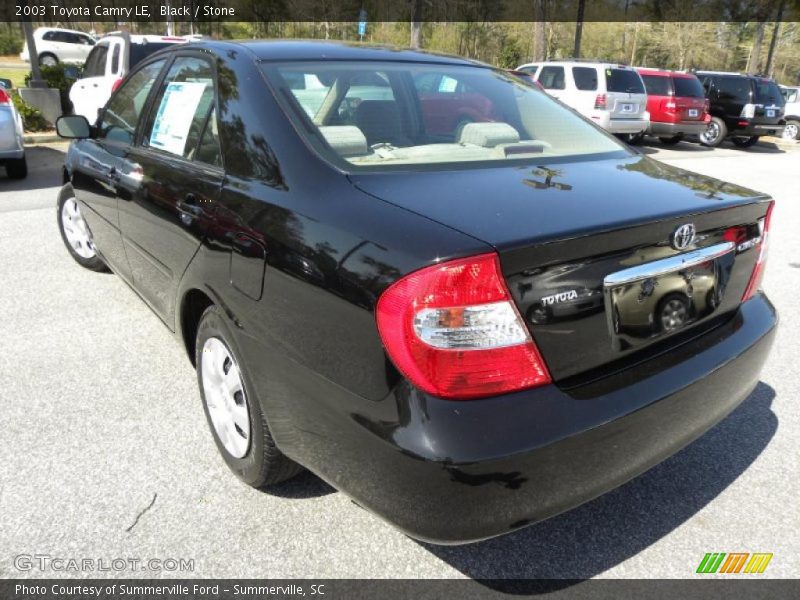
[35,27,90,35]
[187,39,490,67]
[536,60,635,69]
[635,68,697,78]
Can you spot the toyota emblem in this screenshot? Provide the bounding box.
[672,223,696,250]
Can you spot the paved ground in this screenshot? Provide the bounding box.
[0,139,798,581]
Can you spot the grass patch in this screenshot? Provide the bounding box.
[0,67,27,89]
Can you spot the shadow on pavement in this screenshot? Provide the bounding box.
[265,468,337,499]
[0,145,66,193]
[420,382,777,591]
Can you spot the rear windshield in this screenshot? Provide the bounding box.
[130,43,176,68]
[640,74,672,96]
[755,80,785,106]
[262,61,626,171]
[673,76,705,98]
[606,68,645,94]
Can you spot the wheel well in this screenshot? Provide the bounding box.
[181,289,214,367]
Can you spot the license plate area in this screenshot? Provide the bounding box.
[603,242,735,351]
[620,103,635,113]
[688,108,699,117]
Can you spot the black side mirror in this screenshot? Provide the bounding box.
[56,115,92,139]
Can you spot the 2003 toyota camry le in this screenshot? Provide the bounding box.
[55,41,777,544]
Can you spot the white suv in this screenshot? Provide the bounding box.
[20,27,95,67]
[518,60,649,136]
[70,33,187,123]
[780,85,800,141]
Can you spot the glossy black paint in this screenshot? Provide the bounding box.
[63,41,777,543]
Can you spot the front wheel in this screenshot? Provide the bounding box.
[731,136,760,148]
[5,155,27,179]
[699,117,727,147]
[196,305,303,488]
[782,119,800,141]
[56,183,108,272]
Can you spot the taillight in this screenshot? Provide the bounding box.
[111,78,123,93]
[375,253,551,400]
[742,201,774,302]
[594,93,607,110]
[0,88,9,105]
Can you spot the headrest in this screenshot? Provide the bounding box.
[459,122,520,147]
[318,125,368,157]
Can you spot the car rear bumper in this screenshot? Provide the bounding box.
[604,118,649,134]
[648,120,709,137]
[730,122,785,137]
[326,293,776,544]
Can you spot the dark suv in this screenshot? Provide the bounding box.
[696,72,785,147]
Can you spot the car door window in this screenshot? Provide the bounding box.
[193,108,222,167]
[572,67,598,91]
[538,66,565,90]
[97,59,166,145]
[82,45,108,78]
[144,56,217,161]
[110,44,120,75]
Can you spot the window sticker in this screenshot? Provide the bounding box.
[149,81,208,156]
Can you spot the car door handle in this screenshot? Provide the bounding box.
[176,194,204,217]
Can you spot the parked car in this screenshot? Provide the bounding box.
[634,68,710,144]
[69,32,188,123]
[20,27,95,67]
[55,41,776,544]
[779,85,799,140]
[0,81,27,179]
[695,71,786,147]
[520,60,650,136]
[506,69,543,89]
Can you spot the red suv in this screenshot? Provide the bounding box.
[635,68,710,144]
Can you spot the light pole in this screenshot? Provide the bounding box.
[20,1,46,88]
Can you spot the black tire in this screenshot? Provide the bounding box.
[657,293,690,333]
[38,53,58,67]
[731,136,760,148]
[699,116,727,147]
[658,135,683,145]
[195,305,303,488]
[5,155,27,179]
[56,183,109,272]
[624,132,645,145]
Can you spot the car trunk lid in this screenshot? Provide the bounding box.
[350,155,771,383]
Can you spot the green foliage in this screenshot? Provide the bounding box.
[0,32,23,56]
[499,36,523,69]
[24,63,81,114]
[11,91,49,132]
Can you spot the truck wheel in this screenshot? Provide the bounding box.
[781,120,799,141]
[731,136,760,148]
[38,53,58,67]
[699,117,726,147]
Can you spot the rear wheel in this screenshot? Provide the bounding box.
[5,156,27,179]
[658,135,683,145]
[782,119,799,141]
[731,136,760,148]
[658,294,690,333]
[56,183,108,272]
[196,305,303,488]
[699,117,726,147]
[38,53,58,67]
[622,132,645,145]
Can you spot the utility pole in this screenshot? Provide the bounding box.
[573,0,586,58]
[20,7,46,88]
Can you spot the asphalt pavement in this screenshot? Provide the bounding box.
[0,139,798,580]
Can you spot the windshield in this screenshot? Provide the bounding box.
[606,68,645,94]
[673,76,705,98]
[262,61,626,170]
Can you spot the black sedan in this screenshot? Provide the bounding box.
[55,41,776,544]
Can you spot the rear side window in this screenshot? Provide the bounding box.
[673,76,705,98]
[606,68,645,93]
[82,45,108,78]
[641,74,672,96]
[572,67,598,91]
[538,66,565,90]
[714,77,751,103]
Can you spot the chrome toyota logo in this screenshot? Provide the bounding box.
[672,223,696,250]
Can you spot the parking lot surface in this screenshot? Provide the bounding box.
[0,140,798,580]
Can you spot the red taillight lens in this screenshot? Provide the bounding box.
[0,88,9,104]
[742,201,774,302]
[111,78,123,93]
[594,93,607,110]
[375,253,551,400]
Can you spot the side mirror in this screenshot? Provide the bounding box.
[56,115,92,139]
[0,78,12,90]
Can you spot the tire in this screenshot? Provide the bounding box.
[622,132,645,145]
[38,53,58,67]
[196,305,303,488]
[699,116,727,147]
[657,293,690,333]
[56,183,109,272]
[658,135,683,145]
[782,119,800,141]
[5,155,27,179]
[731,136,760,148]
